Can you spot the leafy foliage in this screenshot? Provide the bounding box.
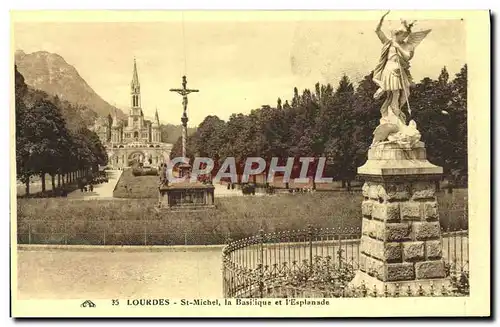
[15,66,108,195]
[177,65,467,185]
[241,183,256,195]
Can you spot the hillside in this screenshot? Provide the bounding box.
[15,50,198,142]
[160,124,197,144]
[15,50,126,120]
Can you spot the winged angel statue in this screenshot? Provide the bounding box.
[371,11,432,148]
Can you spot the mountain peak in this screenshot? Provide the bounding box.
[15,49,26,58]
[15,50,126,119]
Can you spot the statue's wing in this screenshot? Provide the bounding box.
[406,29,432,50]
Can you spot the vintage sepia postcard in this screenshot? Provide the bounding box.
[10,10,490,318]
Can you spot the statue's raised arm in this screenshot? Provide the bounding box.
[375,10,390,44]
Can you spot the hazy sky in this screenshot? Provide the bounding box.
[13,15,466,125]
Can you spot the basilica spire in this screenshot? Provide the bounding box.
[155,107,160,122]
[130,58,141,109]
[131,57,140,88]
[112,108,119,127]
[152,107,160,127]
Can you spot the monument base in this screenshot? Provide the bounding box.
[158,181,215,211]
[354,141,451,296]
[349,271,451,296]
[358,141,443,178]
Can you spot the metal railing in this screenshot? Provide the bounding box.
[222,226,469,298]
[16,217,360,246]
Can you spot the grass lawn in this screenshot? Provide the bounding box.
[17,188,468,245]
[113,168,159,198]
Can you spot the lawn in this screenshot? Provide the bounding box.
[113,168,159,198]
[16,188,468,246]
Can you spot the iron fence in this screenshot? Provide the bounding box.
[222,226,469,298]
[16,217,362,246]
[17,227,229,246]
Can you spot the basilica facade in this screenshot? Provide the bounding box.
[91,59,172,169]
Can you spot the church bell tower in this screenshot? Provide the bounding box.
[129,58,143,131]
[130,58,141,115]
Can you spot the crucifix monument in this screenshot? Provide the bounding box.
[170,75,199,160]
[157,75,214,211]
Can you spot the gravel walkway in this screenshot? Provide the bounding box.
[67,170,123,200]
[16,246,223,299]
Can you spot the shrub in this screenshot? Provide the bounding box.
[241,183,256,195]
[143,168,158,176]
[132,167,158,177]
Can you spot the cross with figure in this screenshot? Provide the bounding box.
[169,76,199,158]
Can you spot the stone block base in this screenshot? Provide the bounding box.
[354,142,451,295]
[349,271,451,296]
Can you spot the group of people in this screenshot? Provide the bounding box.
[78,180,94,193]
[77,174,109,193]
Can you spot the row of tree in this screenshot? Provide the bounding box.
[171,65,468,187]
[15,65,108,196]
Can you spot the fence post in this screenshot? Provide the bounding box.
[259,229,264,298]
[308,224,313,275]
[28,222,31,245]
[338,238,343,269]
[64,220,67,245]
[144,226,147,246]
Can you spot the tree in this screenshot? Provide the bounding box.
[21,89,71,190]
[172,64,467,191]
[192,116,227,160]
[15,65,34,194]
[411,75,450,173]
[15,66,110,196]
[323,75,357,189]
[289,89,321,158]
[447,65,468,184]
[107,113,113,142]
[170,134,196,160]
[353,72,384,151]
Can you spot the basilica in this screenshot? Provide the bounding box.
[91,59,172,169]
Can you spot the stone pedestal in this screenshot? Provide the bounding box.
[350,141,450,293]
[158,181,215,211]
